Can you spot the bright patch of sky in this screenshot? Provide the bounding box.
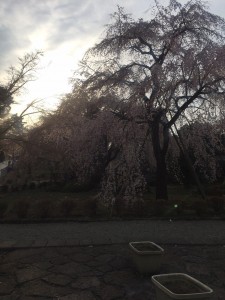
[0,0,224,120]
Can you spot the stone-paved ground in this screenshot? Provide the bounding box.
[0,244,224,299]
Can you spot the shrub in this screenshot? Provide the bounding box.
[28,182,36,189]
[61,198,76,217]
[0,185,8,192]
[113,197,125,216]
[85,199,98,217]
[21,183,27,190]
[206,185,224,196]
[132,200,147,217]
[0,202,8,218]
[35,200,52,219]
[13,199,30,219]
[45,182,64,192]
[162,203,181,217]
[11,186,19,192]
[151,199,167,216]
[208,196,225,214]
[191,199,207,216]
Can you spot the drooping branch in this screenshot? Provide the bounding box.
[138,37,158,62]
[167,86,205,128]
[171,123,206,199]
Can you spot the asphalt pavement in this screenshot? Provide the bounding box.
[0,220,225,248]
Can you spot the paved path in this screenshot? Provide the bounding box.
[0,220,225,248]
[0,244,224,299]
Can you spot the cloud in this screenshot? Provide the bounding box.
[47,1,98,47]
[1,0,225,115]
[0,26,15,58]
[2,0,222,72]
[0,0,50,71]
[0,25,31,72]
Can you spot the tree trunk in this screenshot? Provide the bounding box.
[151,112,169,200]
[155,153,168,199]
[172,126,206,200]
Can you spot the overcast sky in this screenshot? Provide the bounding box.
[0,0,225,116]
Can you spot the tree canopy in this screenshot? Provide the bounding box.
[1,51,42,110]
[76,0,225,200]
[6,1,225,207]
[0,51,43,158]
